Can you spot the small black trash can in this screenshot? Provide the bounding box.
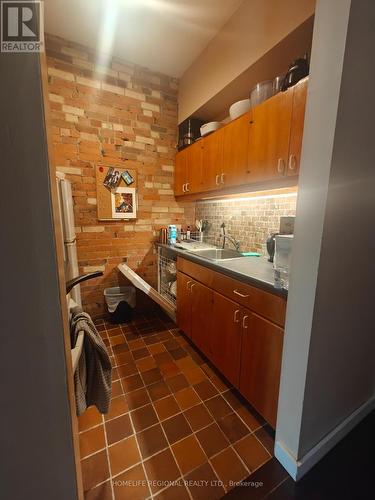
[104,286,136,324]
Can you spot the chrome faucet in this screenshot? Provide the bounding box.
[220,222,241,252]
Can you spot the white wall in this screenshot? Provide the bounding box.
[276,0,375,479]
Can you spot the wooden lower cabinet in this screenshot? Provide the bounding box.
[176,271,193,337]
[239,312,284,428]
[190,281,213,358]
[176,267,285,428]
[211,292,242,387]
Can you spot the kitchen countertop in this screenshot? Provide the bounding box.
[156,243,287,298]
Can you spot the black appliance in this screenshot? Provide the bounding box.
[281,54,309,91]
[178,117,204,151]
[266,233,279,263]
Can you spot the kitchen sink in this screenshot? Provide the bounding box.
[188,248,244,261]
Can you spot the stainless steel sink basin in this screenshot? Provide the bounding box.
[188,248,244,261]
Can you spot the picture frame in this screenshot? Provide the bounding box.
[111,187,137,219]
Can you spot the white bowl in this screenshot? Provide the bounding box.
[229,99,251,120]
[200,122,222,137]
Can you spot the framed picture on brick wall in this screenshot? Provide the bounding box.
[111,187,137,219]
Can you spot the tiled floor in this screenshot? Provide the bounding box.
[79,312,274,500]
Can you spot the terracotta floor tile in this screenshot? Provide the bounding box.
[111,367,120,381]
[121,374,144,393]
[111,380,123,397]
[211,447,248,490]
[233,434,271,472]
[193,380,218,401]
[175,356,197,372]
[153,482,190,500]
[114,351,132,366]
[205,395,232,421]
[105,396,129,421]
[154,395,180,421]
[172,434,206,475]
[107,327,122,337]
[147,380,171,402]
[195,423,229,458]
[236,405,265,431]
[109,435,141,476]
[159,361,180,378]
[125,387,150,410]
[105,413,133,445]
[254,425,275,454]
[165,373,189,393]
[217,412,250,443]
[189,350,206,367]
[78,406,103,432]
[174,386,201,411]
[79,425,106,459]
[84,480,113,500]
[211,375,231,393]
[158,330,174,341]
[127,339,145,351]
[141,367,163,386]
[201,363,217,379]
[131,347,150,361]
[113,463,150,500]
[136,423,168,459]
[135,356,157,372]
[131,403,158,432]
[81,450,110,491]
[184,367,206,385]
[161,412,192,444]
[125,332,139,342]
[110,335,127,347]
[163,338,180,351]
[144,448,180,494]
[184,462,225,500]
[183,403,213,432]
[222,389,245,410]
[154,351,173,366]
[169,346,188,361]
[143,334,160,346]
[117,363,138,379]
[148,343,166,355]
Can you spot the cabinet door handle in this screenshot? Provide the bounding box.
[190,283,196,292]
[242,315,249,329]
[233,289,249,298]
[215,174,220,186]
[182,183,186,192]
[186,280,192,290]
[233,309,240,323]
[288,154,297,171]
[221,173,225,184]
[186,182,190,192]
[277,158,285,174]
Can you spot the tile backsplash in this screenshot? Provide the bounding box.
[196,194,297,255]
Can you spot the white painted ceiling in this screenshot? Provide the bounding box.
[44,0,244,77]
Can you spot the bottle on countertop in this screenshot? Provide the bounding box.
[168,225,177,245]
[186,225,191,239]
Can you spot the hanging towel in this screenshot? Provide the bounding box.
[70,307,112,416]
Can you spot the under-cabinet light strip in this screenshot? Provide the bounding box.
[197,192,298,204]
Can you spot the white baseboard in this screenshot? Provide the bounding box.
[275,395,375,481]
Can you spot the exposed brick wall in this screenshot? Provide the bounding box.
[46,34,194,318]
[196,194,297,255]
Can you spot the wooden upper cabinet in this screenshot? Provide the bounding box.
[287,78,308,176]
[201,128,224,192]
[190,281,213,358]
[174,148,187,196]
[239,312,284,428]
[176,271,192,337]
[222,112,251,187]
[248,88,294,181]
[186,140,203,193]
[211,292,242,387]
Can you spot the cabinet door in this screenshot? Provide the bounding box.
[222,112,251,187]
[287,78,308,176]
[174,149,187,196]
[186,141,203,194]
[176,271,192,337]
[240,312,284,428]
[211,292,243,387]
[248,89,294,182]
[191,281,213,358]
[201,128,224,191]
